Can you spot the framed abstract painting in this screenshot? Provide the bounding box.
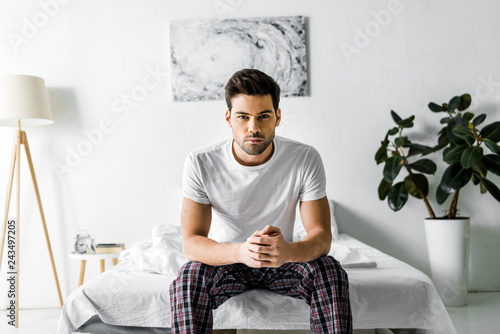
[170,16,308,102]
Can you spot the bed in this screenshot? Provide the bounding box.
[57,202,456,334]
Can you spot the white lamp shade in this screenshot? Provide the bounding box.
[0,74,54,127]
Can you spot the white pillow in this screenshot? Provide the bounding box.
[118,224,187,275]
[293,199,339,242]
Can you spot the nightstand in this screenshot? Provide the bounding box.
[69,253,120,286]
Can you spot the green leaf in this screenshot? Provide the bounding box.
[440,162,473,193]
[484,140,500,155]
[483,154,500,176]
[395,136,408,147]
[463,112,475,121]
[458,94,472,111]
[448,96,461,111]
[383,156,404,182]
[391,110,402,124]
[375,141,389,164]
[471,159,488,178]
[387,182,409,211]
[407,143,434,157]
[388,127,399,136]
[452,127,475,141]
[480,121,500,143]
[452,115,471,127]
[433,127,450,151]
[440,116,452,124]
[375,147,388,164]
[476,175,500,203]
[471,173,482,187]
[404,174,429,199]
[409,159,437,174]
[428,102,447,113]
[398,115,415,128]
[443,145,468,164]
[472,173,479,185]
[460,146,484,169]
[378,178,392,200]
[447,118,474,146]
[436,184,451,204]
[472,164,488,192]
[472,114,487,127]
[479,178,488,193]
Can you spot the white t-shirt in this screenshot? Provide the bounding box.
[182,136,327,243]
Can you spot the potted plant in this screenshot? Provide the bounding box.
[375,93,500,306]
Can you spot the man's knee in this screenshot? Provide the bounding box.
[171,261,212,293]
[309,256,348,282]
[178,261,211,277]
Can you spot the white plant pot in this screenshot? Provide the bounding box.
[424,218,470,307]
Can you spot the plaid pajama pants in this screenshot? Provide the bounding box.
[169,255,352,333]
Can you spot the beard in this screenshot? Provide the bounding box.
[234,132,275,156]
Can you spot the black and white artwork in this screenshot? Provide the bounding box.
[170,16,308,102]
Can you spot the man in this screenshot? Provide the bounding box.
[170,69,352,333]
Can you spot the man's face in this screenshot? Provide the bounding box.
[225,94,281,163]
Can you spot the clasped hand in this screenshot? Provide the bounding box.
[240,225,289,268]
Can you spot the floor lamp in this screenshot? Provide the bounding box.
[0,74,63,327]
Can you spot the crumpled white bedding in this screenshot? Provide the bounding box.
[57,231,456,334]
[116,224,376,276]
[116,224,187,276]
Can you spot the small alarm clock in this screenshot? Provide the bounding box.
[74,230,95,254]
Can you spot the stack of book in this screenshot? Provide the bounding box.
[95,243,125,254]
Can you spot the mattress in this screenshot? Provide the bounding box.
[57,234,456,334]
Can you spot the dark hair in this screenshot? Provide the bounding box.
[225,69,281,112]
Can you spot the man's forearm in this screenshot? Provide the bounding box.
[285,232,331,263]
[183,235,242,266]
[285,196,332,263]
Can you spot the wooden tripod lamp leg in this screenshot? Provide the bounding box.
[21,131,64,307]
[0,135,19,272]
[15,129,21,328]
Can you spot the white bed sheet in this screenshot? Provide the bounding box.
[57,234,456,334]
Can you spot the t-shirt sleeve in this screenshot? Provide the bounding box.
[182,153,211,204]
[299,147,327,201]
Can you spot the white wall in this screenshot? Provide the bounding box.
[0,0,499,309]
